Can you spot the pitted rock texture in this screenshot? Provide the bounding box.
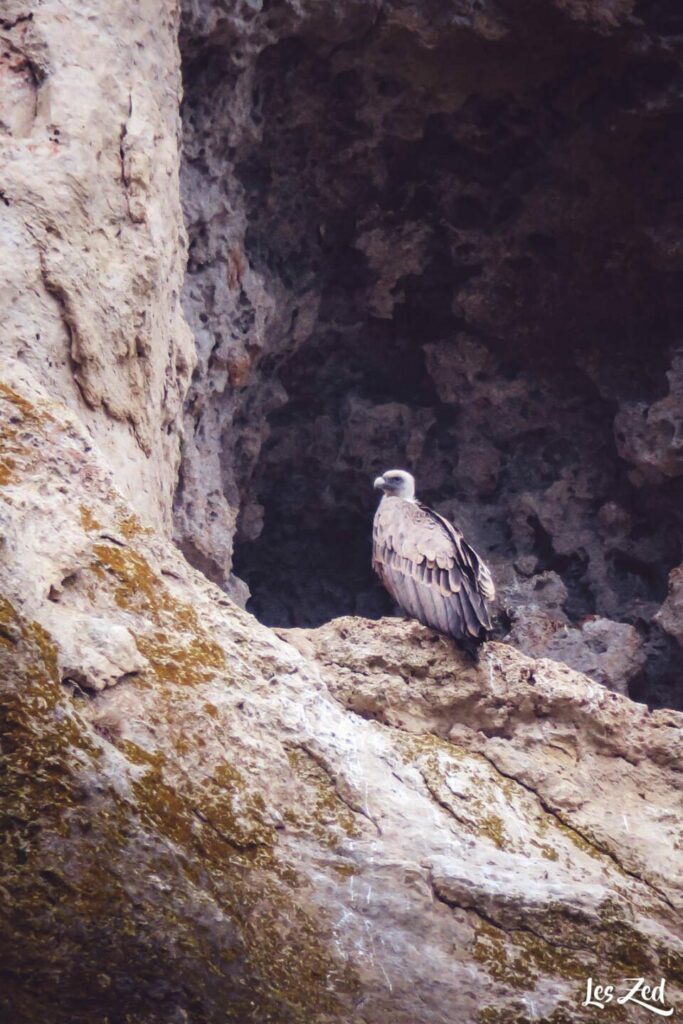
[0,0,193,533]
[178,0,683,708]
[2,1,683,1020]
[1,375,682,1024]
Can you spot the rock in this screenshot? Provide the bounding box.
[505,573,646,695]
[55,614,149,692]
[657,563,683,647]
[2,376,682,1022]
[176,0,683,707]
[0,0,193,533]
[2,0,683,1019]
[614,350,683,483]
[514,615,645,696]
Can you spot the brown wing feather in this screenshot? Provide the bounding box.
[422,505,496,603]
[373,496,494,641]
[381,568,428,628]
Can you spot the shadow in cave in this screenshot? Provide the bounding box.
[232,316,442,628]
[234,490,392,629]
[181,11,683,709]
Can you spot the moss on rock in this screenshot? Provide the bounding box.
[0,599,354,1023]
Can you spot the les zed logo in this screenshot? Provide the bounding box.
[583,977,674,1016]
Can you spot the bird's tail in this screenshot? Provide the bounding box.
[456,630,489,663]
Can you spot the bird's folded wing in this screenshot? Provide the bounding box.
[423,505,496,602]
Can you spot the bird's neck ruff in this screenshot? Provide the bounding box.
[382,493,417,505]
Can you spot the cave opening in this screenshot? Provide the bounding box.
[179,4,683,708]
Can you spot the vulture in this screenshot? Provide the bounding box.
[372,469,495,652]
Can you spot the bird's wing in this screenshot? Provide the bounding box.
[421,505,496,603]
[373,497,494,639]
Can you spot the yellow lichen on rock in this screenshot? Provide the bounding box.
[90,542,225,686]
[286,746,364,848]
[0,341,681,1022]
[0,599,352,1023]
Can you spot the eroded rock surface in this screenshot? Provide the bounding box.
[2,1,683,1021]
[1,375,682,1023]
[0,0,193,533]
[177,0,683,708]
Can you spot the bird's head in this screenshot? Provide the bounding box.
[373,469,416,501]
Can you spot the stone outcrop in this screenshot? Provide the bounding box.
[504,572,646,697]
[1,374,682,1022]
[0,0,193,533]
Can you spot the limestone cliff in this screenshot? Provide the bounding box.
[0,0,193,532]
[0,1,682,1023]
[1,374,681,1021]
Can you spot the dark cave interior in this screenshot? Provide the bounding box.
[180,2,683,708]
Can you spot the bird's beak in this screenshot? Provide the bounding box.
[373,476,385,491]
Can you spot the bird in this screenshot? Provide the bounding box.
[372,469,495,655]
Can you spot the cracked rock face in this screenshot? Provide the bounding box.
[1,376,682,1023]
[3,1,683,1020]
[0,0,193,534]
[178,0,683,708]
